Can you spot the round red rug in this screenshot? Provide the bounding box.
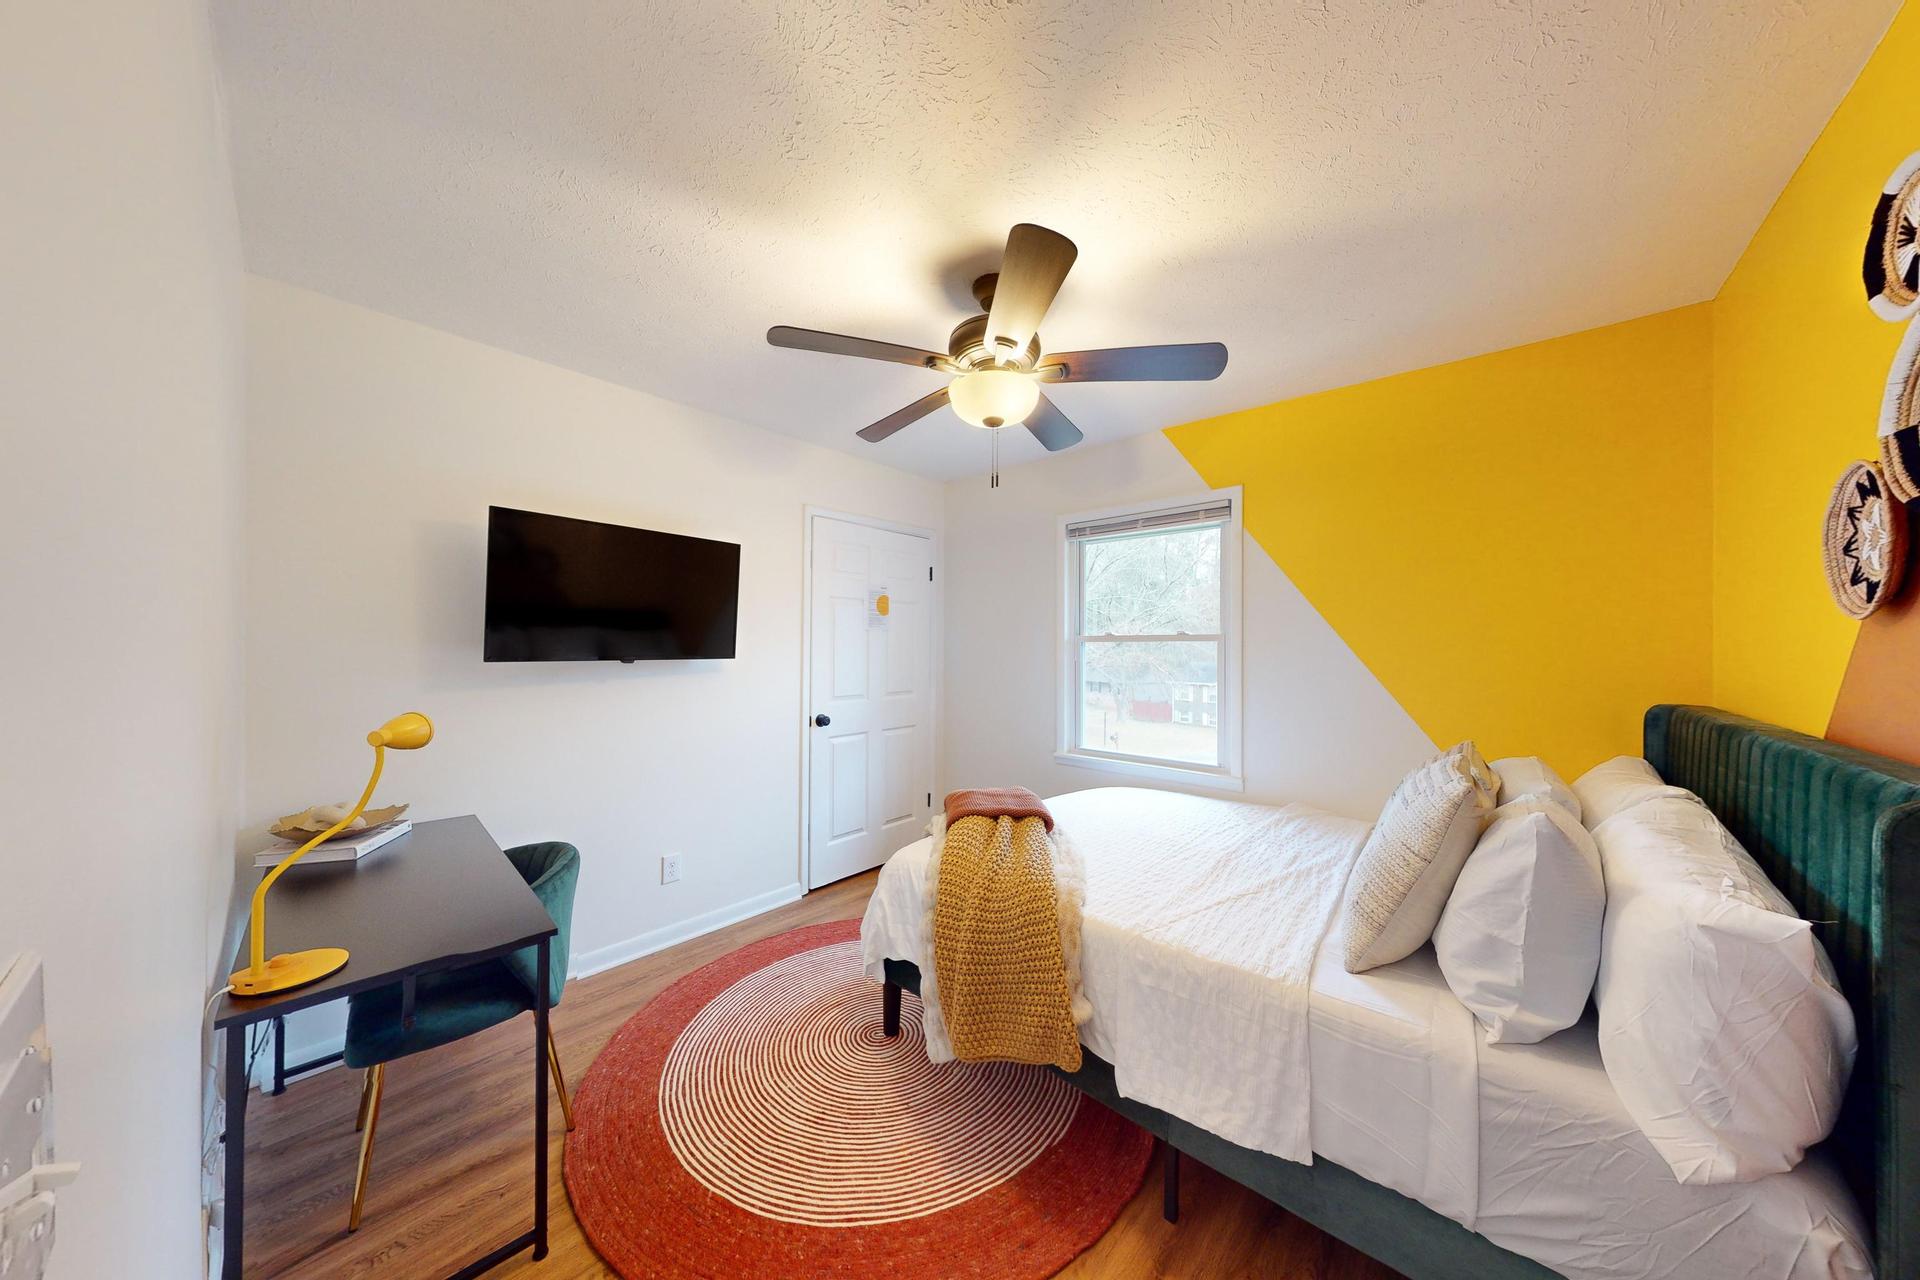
[565,919,1151,1279]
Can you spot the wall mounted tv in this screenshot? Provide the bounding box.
[484,506,740,661]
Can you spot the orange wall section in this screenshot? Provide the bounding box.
[1711,0,1920,749]
[1166,304,1715,778]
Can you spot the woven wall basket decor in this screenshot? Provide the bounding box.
[1881,313,1920,452]
[1876,301,1920,509]
[1865,150,1920,320]
[1884,425,1920,504]
[1824,459,1907,619]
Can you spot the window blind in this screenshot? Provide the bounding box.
[1064,499,1232,541]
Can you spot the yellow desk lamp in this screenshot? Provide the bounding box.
[230,712,434,998]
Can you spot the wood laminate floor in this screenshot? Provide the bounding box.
[239,870,1400,1279]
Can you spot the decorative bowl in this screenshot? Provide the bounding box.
[268,803,411,843]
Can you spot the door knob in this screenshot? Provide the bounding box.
[813,714,831,727]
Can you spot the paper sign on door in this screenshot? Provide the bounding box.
[868,589,890,628]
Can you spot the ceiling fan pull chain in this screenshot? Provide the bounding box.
[990,425,1000,489]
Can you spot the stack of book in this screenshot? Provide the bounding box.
[252,819,412,868]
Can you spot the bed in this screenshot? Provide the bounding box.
[860,706,1920,1279]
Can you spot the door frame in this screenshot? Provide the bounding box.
[798,506,943,894]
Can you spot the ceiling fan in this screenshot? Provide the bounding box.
[767,223,1228,464]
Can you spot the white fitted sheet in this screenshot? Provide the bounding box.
[859,788,1874,1279]
[1474,1019,1870,1279]
[1306,916,1481,1226]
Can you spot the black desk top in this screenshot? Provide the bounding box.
[214,815,556,1029]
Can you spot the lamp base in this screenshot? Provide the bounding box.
[230,947,350,997]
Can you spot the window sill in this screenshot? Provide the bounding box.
[1053,751,1245,793]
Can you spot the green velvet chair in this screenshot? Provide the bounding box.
[342,840,580,1231]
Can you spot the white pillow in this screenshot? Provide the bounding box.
[1342,744,1491,972]
[1490,756,1581,821]
[1572,755,1686,827]
[1434,796,1603,1044]
[1593,792,1857,1184]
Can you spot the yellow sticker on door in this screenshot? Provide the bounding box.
[868,589,890,627]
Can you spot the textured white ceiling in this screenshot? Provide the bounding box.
[213,1,1897,480]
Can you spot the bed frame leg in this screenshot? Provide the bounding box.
[883,981,901,1037]
[1162,1141,1179,1223]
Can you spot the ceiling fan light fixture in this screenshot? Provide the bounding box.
[768,221,1223,461]
[948,368,1039,429]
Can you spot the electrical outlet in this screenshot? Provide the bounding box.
[660,854,682,885]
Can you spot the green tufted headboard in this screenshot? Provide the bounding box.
[1645,705,1920,1279]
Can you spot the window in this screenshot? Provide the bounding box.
[1058,492,1241,789]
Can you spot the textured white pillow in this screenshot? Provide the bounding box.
[1490,756,1581,821]
[1434,796,1603,1044]
[1593,793,1857,1184]
[1342,744,1490,973]
[1572,755,1686,827]
[1444,740,1501,807]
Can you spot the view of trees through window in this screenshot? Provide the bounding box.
[1076,524,1222,766]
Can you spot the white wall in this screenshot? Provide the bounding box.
[0,3,246,1277]
[244,279,943,1060]
[942,433,1432,821]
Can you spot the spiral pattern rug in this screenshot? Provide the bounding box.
[565,919,1151,1279]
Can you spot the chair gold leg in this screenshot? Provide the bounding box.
[348,1064,385,1232]
[546,1029,575,1132]
[354,1067,375,1133]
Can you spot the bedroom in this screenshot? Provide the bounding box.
[6,2,1920,1278]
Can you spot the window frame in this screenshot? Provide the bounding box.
[1055,488,1244,792]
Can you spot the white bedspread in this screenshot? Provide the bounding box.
[860,786,1874,1277]
[862,786,1369,1165]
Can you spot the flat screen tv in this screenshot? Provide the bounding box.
[484,506,740,661]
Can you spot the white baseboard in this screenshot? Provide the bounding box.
[569,882,805,979]
[239,881,809,1090]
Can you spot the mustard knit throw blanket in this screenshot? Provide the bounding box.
[931,813,1083,1072]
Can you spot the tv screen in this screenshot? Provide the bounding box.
[484,506,740,661]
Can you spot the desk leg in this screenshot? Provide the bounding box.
[223,1023,249,1279]
[533,938,550,1261]
[271,1016,286,1096]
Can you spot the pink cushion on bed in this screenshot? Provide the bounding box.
[944,787,1054,832]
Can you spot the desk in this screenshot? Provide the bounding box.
[212,816,558,1280]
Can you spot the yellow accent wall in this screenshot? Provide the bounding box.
[1167,304,1715,776]
[1167,5,1920,770]
[1712,1,1920,740]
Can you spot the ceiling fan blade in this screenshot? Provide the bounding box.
[857,387,951,443]
[1023,391,1083,452]
[1038,342,1228,383]
[985,224,1077,358]
[768,325,952,371]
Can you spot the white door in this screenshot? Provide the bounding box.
[807,515,935,889]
